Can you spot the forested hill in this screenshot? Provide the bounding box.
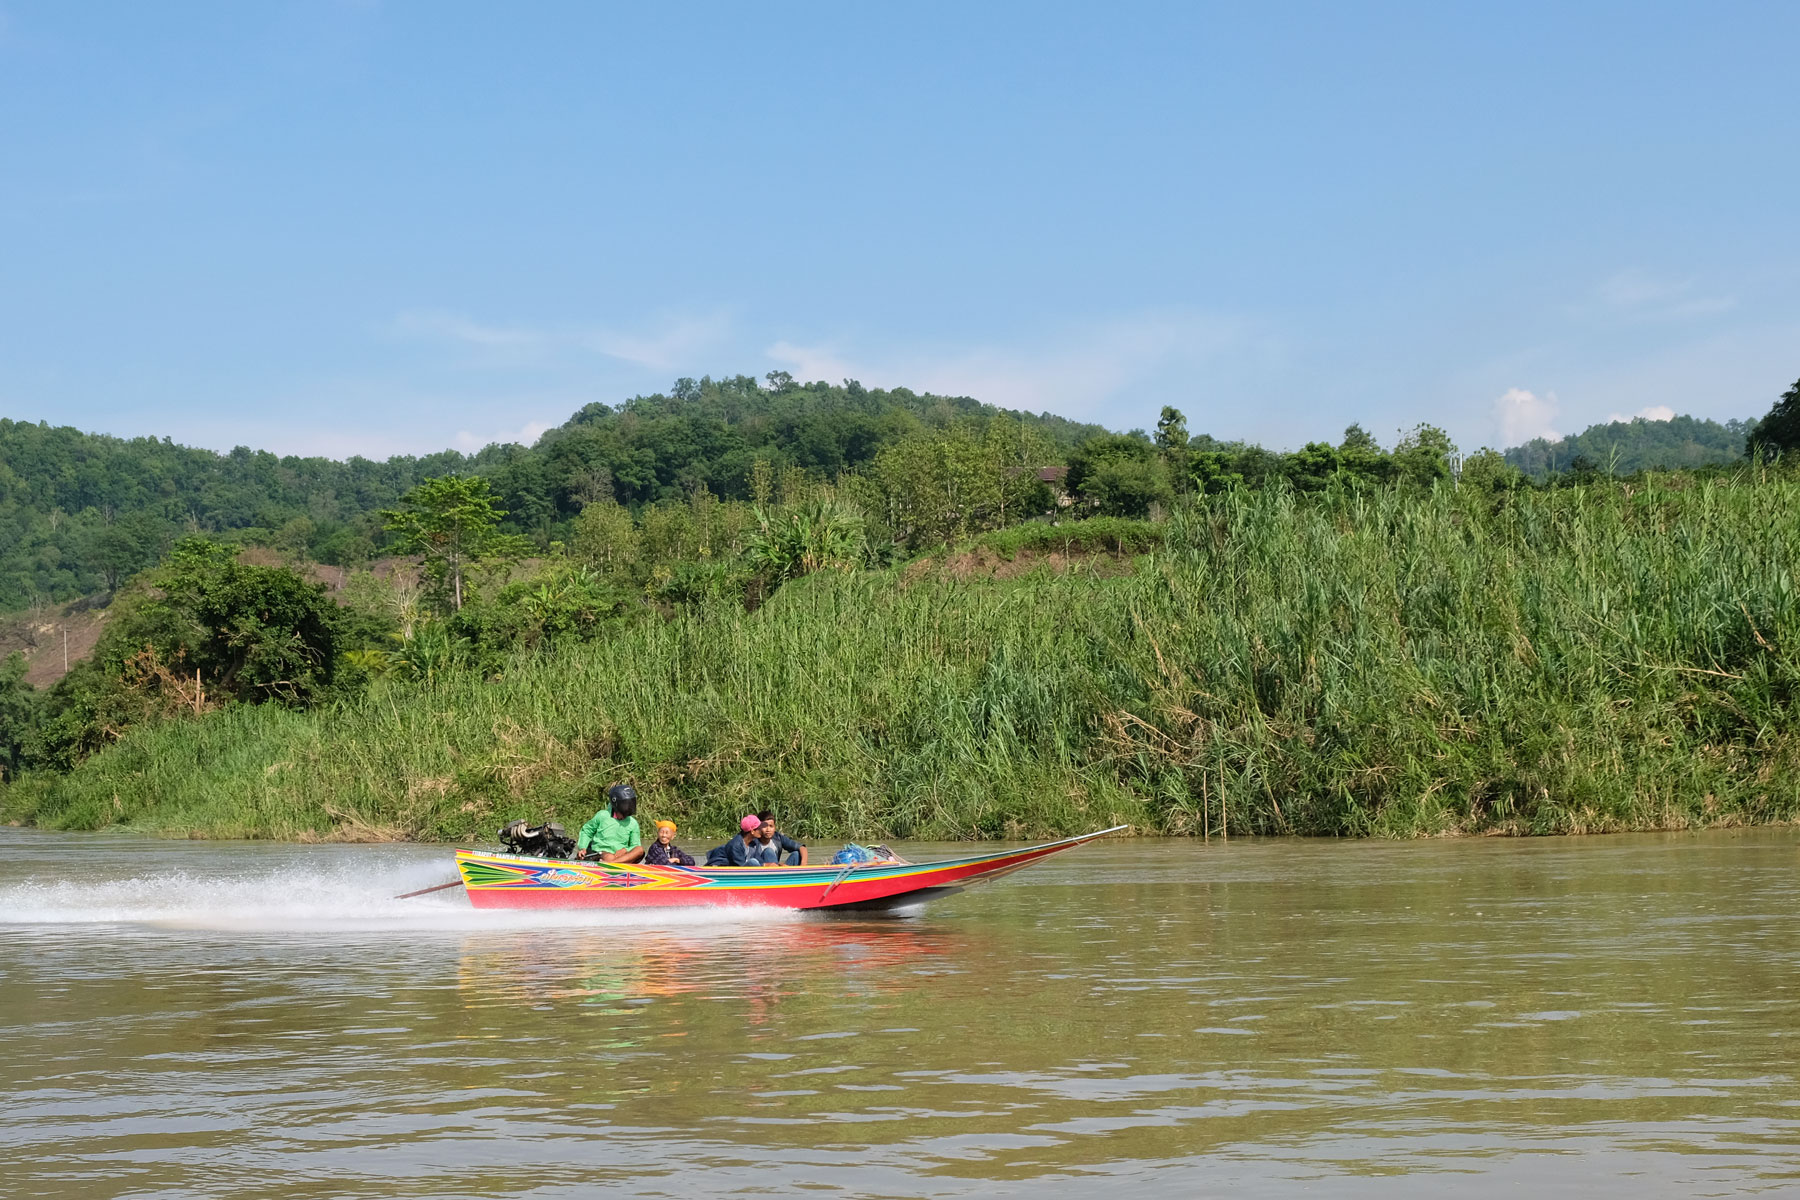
[1504,414,1749,479]
[0,375,1104,607]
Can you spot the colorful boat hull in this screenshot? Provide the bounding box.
[454,826,1126,912]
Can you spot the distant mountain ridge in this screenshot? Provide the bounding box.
[0,370,1761,611]
[1503,414,1749,479]
[0,375,1104,608]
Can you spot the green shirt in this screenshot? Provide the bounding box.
[576,809,643,855]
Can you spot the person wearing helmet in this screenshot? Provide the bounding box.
[575,783,645,863]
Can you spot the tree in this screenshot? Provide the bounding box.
[1747,377,1800,461]
[570,500,640,582]
[0,653,34,780]
[1458,448,1520,492]
[1154,407,1189,452]
[80,513,165,592]
[1337,424,1393,485]
[382,476,521,611]
[1190,450,1245,495]
[32,538,347,764]
[1154,407,1192,494]
[1283,442,1342,492]
[1392,424,1457,489]
[980,414,1057,526]
[861,434,993,549]
[149,539,344,703]
[1066,435,1172,518]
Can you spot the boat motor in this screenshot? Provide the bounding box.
[498,819,577,859]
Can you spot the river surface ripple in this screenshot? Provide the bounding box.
[1,827,1796,1198]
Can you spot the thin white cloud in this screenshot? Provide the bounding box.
[577,312,734,371]
[454,420,550,452]
[393,311,546,351]
[1494,387,1560,445]
[1596,270,1687,309]
[764,341,862,386]
[767,310,1264,426]
[1580,270,1736,323]
[1605,404,1676,423]
[393,309,734,371]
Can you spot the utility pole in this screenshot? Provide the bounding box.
[63,626,68,673]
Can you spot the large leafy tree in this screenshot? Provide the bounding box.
[132,538,343,704]
[28,539,344,769]
[382,475,523,611]
[80,513,167,592]
[1748,377,1800,461]
[1392,424,1457,490]
[1066,435,1172,518]
[859,434,991,549]
[1284,442,1343,492]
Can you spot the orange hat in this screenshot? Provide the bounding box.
[654,820,677,833]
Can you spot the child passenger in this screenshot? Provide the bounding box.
[643,820,697,867]
[757,810,808,866]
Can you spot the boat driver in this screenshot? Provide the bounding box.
[575,783,646,864]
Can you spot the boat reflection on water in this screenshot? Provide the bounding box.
[453,916,979,1017]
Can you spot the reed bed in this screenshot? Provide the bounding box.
[8,472,1798,841]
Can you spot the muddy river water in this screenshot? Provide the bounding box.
[1,827,1796,1197]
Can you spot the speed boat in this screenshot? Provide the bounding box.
[451,826,1126,912]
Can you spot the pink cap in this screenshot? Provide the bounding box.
[740,814,761,832]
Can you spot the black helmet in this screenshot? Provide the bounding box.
[607,782,638,817]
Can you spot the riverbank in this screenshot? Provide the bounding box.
[5,478,1797,842]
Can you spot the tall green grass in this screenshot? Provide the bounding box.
[7,472,1798,841]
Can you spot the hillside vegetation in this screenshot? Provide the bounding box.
[0,376,1101,609]
[5,375,1798,842]
[1505,414,1750,478]
[7,474,1796,842]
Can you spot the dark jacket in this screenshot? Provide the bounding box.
[705,833,761,867]
[644,841,696,867]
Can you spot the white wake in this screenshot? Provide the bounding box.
[0,854,787,934]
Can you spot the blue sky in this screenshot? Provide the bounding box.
[2,2,1796,459]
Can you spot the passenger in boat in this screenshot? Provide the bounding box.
[705,815,772,867]
[757,810,808,866]
[643,820,696,867]
[746,818,780,865]
[574,783,645,864]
